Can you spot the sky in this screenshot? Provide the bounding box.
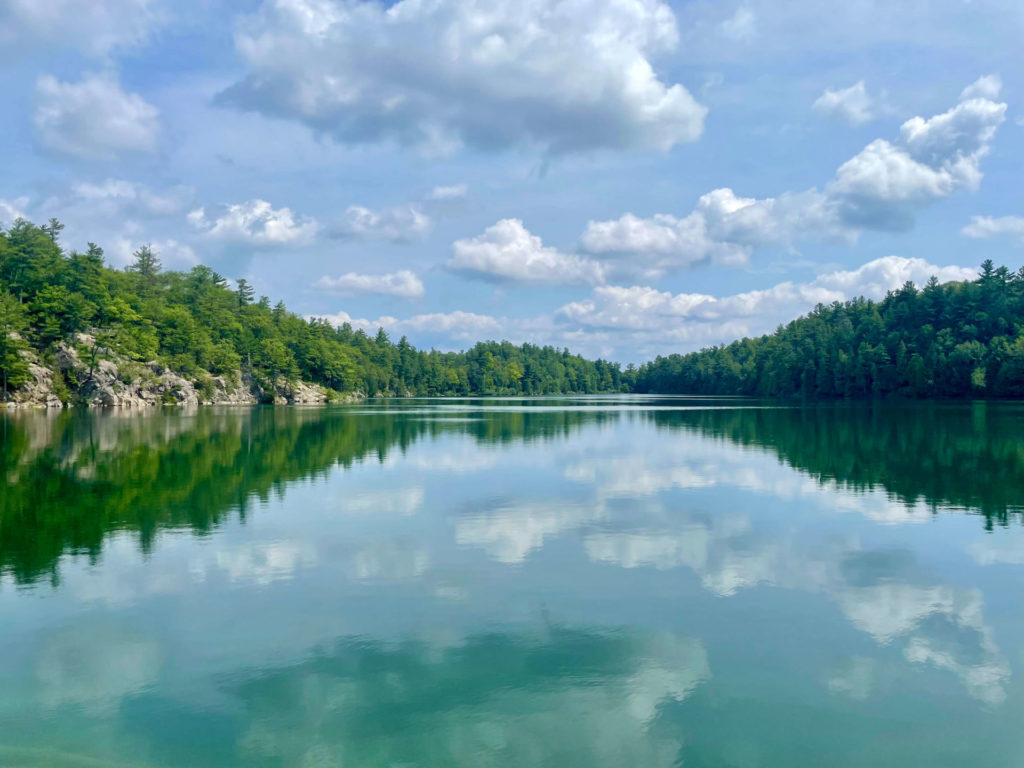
[1,0,1022,363]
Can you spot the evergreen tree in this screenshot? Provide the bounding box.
[0,291,29,397]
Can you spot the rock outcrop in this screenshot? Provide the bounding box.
[3,333,363,408]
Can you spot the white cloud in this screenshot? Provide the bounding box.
[556,256,976,349]
[427,184,468,201]
[581,187,847,279]
[813,80,874,125]
[829,83,1006,229]
[0,196,29,225]
[961,215,1024,242]
[1,0,167,57]
[333,204,432,242]
[448,219,606,285]
[66,179,193,217]
[34,74,160,159]
[579,210,751,277]
[960,74,1002,101]
[314,309,506,343]
[314,269,425,298]
[221,0,707,156]
[720,5,756,41]
[10,180,191,222]
[188,199,318,245]
[399,311,506,336]
[109,237,198,270]
[318,255,977,360]
[0,182,198,270]
[580,78,1005,267]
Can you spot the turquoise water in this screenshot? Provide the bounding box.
[2,397,1024,766]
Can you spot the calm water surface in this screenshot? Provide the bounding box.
[2,396,1024,767]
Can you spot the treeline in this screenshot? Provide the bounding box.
[635,261,1024,398]
[0,219,627,399]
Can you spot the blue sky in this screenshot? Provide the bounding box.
[2,0,1022,362]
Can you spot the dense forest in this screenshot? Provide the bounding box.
[635,261,1024,398]
[4,217,1023,403]
[0,219,627,400]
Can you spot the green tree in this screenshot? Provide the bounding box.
[0,291,29,397]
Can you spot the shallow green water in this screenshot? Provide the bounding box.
[2,397,1024,767]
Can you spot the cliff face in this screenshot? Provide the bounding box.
[3,334,364,408]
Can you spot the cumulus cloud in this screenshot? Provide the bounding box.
[188,199,318,245]
[960,74,1002,101]
[314,269,425,298]
[579,210,747,277]
[220,0,706,156]
[34,74,160,159]
[581,188,841,279]
[580,78,1005,268]
[1,0,168,58]
[962,215,1024,242]
[316,256,977,360]
[558,256,976,337]
[332,204,432,242]
[813,80,874,125]
[828,79,1006,230]
[448,219,606,285]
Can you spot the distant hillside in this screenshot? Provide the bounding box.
[635,262,1024,398]
[0,219,627,406]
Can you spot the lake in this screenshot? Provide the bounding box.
[2,397,1024,767]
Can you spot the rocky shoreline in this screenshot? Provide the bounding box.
[3,333,364,409]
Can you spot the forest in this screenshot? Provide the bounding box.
[0,219,627,400]
[635,261,1024,398]
[4,217,1023,402]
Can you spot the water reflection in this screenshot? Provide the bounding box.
[218,626,710,768]
[4,399,1023,586]
[2,398,1024,766]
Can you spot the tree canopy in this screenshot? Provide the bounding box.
[0,219,627,400]
[635,261,1024,399]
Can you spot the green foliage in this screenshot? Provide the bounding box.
[636,267,1024,399]
[0,220,625,398]
[0,290,29,396]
